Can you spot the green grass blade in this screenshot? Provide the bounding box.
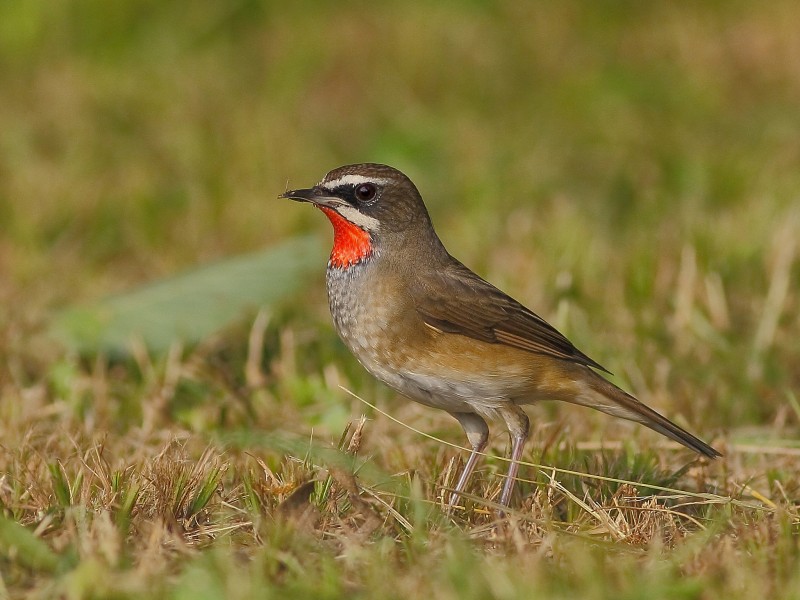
[48,463,72,508]
[116,481,140,535]
[187,465,224,518]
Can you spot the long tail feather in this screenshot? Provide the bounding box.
[574,371,721,458]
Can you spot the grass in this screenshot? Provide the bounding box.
[1,0,800,598]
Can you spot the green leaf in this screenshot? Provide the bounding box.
[50,235,325,356]
[219,430,406,497]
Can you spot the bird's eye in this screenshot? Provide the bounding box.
[354,183,377,202]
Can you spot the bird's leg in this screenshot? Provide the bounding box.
[447,412,489,509]
[497,404,530,509]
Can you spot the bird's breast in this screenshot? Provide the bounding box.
[326,262,449,400]
[326,260,412,368]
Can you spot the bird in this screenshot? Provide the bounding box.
[280,163,720,509]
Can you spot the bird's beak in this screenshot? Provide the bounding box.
[279,187,344,209]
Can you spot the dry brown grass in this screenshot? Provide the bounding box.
[2,320,798,597]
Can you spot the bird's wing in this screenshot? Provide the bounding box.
[412,258,610,373]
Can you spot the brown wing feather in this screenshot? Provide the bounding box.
[413,258,611,373]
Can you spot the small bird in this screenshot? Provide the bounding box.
[281,163,720,508]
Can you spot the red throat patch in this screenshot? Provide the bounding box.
[319,206,373,269]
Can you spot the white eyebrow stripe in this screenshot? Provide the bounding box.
[320,174,391,189]
[333,205,381,232]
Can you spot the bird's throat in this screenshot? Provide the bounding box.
[319,206,373,269]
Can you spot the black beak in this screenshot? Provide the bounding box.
[279,187,317,202]
[279,187,344,209]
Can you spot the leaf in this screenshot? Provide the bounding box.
[0,517,61,573]
[50,235,325,356]
[218,430,407,497]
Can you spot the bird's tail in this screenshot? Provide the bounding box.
[569,369,721,458]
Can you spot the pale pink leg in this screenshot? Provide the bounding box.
[498,432,527,507]
[448,412,489,508]
[497,404,530,509]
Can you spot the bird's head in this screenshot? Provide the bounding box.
[281,163,435,269]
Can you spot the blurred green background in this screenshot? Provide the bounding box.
[1,0,798,430]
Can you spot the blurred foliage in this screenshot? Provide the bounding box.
[3,0,796,423]
[0,0,798,487]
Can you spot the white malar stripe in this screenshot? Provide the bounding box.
[334,205,381,232]
[320,174,391,190]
